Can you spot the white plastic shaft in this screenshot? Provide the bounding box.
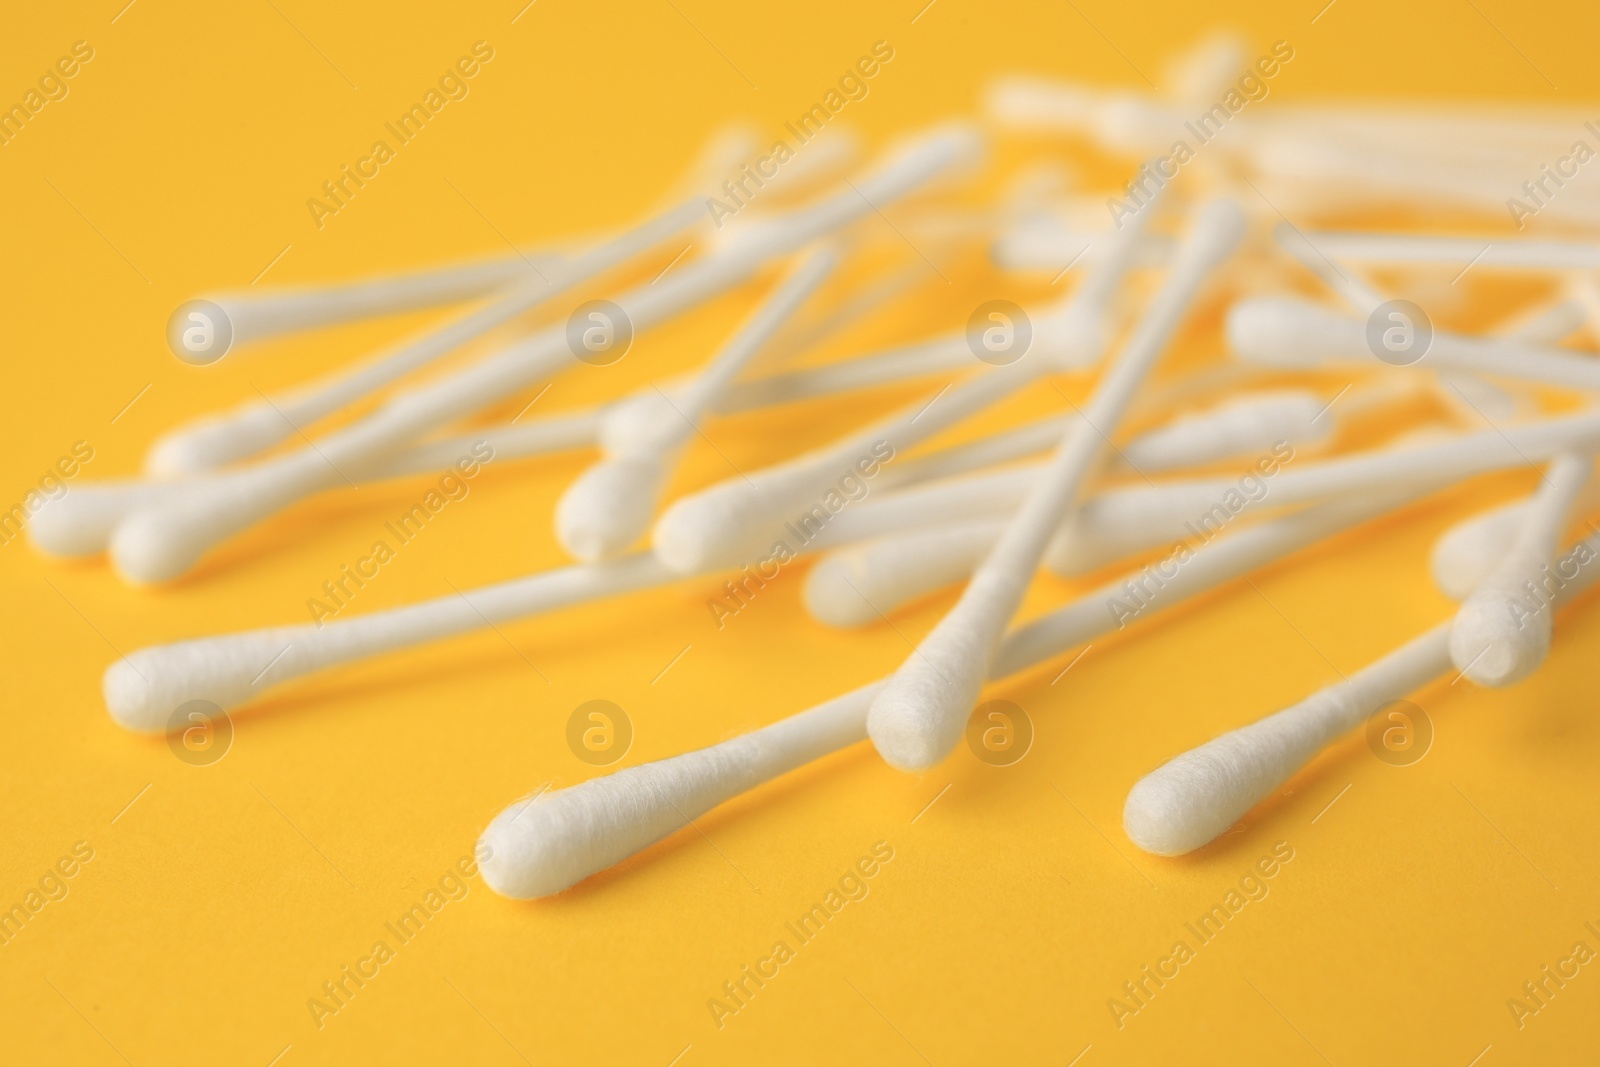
[147,202,701,478]
[1448,452,1593,685]
[867,199,1245,773]
[1229,296,1600,392]
[196,256,560,358]
[1300,232,1600,272]
[180,122,792,356]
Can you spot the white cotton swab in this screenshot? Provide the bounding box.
[168,122,785,360]
[1118,389,1332,471]
[650,165,1157,576]
[1429,476,1600,600]
[1123,525,1600,858]
[711,333,973,410]
[554,248,838,561]
[106,127,980,585]
[1228,296,1600,393]
[28,412,599,560]
[183,255,562,363]
[1448,452,1594,685]
[805,518,1005,627]
[146,202,704,479]
[479,487,1427,899]
[1299,231,1600,272]
[866,199,1246,773]
[990,212,1174,274]
[103,553,677,731]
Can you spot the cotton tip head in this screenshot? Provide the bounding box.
[102,628,306,732]
[1430,503,1526,601]
[110,469,295,584]
[1121,389,1330,471]
[144,402,291,478]
[476,794,592,899]
[110,507,210,585]
[1226,296,1353,368]
[803,553,878,628]
[1449,595,1552,687]
[1038,303,1112,370]
[883,121,987,192]
[867,628,987,771]
[554,456,666,562]
[1122,770,1207,857]
[984,76,1097,133]
[598,391,688,457]
[1124,741,1281,857]
[28,483,162,559]
[650,482,772,575]
[1163,30,1250,103]
[1125,692,1357,855]
[1187,198,1248,266]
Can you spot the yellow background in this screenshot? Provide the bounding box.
[3,0,1599,1063]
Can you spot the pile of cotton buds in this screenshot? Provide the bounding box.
[36,32,1600,900]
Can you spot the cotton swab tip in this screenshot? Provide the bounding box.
[650,488,767,574]
[1123,738,1281,857]
[110,509,209,585]
[103,629,306,732]
[554,456,666,562]
[477,796,588,900]
[598,391,689,457]
[144,402,291,478]
[866,651,984,771]
[28,485,154,559]
[1429,503,1526,601]
[1226,296,1353,368]
[1449,596,1551,686]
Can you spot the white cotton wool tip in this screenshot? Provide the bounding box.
[29,483,178,559]
[1226,297,1358,368]
[110,508,213,585]
[651,481,783,574]
[803,519,1001,628]
[476,774,702,900]
[865,610,991,771]
[110,468,303,584]
[145,401,292,478]
[1430,502,1527,601]
[1120,390,1331,472]
[102,627,308,732]
[1164,30,1249,103]
[1035,303,1113,370]
[867,663,983,771]
[1123,690,1355,856]
[554,456,666,562]
[597,390,689,458]
[1449,595,1551,687]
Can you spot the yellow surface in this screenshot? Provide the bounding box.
[3,1,1600,1064]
